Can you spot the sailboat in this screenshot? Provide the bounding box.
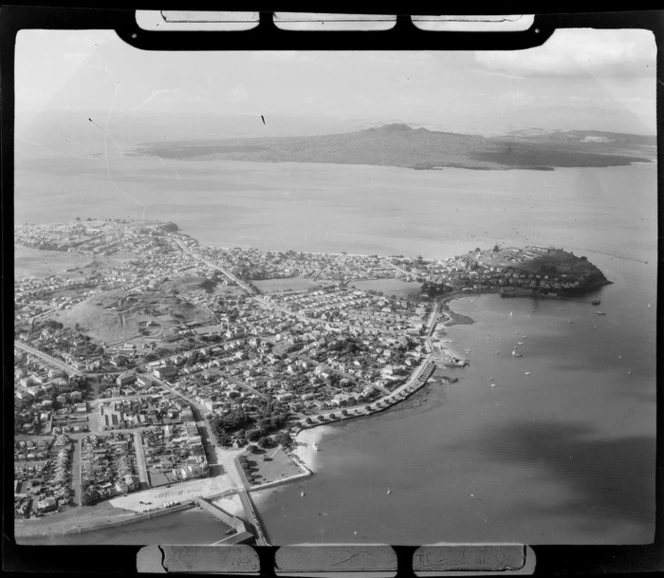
[386,487,392,495]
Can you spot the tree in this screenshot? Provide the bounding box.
[277,432,291,447]
[246,429,261,442]
[341,409,348,416]
[258,436,275,449]
[304,417,313,425]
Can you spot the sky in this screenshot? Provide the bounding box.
[14,27,657,137]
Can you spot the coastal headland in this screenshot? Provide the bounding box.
[14,218,610,543]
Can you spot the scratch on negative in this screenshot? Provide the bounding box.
[329,552,361,568]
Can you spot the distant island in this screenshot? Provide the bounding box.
[129,124,656,171]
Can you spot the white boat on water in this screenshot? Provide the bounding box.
[524,372,532,376]
[512,348,522,358]
[386,487,392,495]
[301,490,305,497]
[596,311,606,316]
[312,443,319,452]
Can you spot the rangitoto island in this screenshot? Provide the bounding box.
[13,218,610,543]
[129,124,656,171]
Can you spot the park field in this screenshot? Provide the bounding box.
[252,277,319,294]
[15,245,91,279]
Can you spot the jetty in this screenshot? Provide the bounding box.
[232,458,270,545]
[195,498,254,545]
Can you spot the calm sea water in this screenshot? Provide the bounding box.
[14,149,657,544]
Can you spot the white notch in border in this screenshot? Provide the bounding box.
[135,11,260,31]
[412,15,535,32]
[274,13,396,31]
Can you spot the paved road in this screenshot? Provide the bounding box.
[175,239,256,295]
[71,438,82,506]
[228,378,269,401]
[133,430,150,489]
[294,354,435,427]
[15,341,84,377]
[385,260,413,277]
[175,238,323,326]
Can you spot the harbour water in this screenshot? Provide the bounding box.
[14,148,657,544]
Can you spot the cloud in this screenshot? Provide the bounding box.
[228,84,249,103]
[474,29,655,78]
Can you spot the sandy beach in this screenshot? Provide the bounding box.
[291,425,334,474]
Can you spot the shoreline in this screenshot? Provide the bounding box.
[15,502,197,539]
[290,426,332,474]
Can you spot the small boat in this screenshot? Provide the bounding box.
[301,490,305,497]
[524,372,532,376]
[517,341,523,345]
[512,349,522,358]
[387,487,392,495]
[628,370,633,376]
[591,299,601,306]
[596,311,606,316]
[490,383,496,388]
[648,303,651,309]
[495,351,500,354]
[509,311,513,317]
[312,443,319,452]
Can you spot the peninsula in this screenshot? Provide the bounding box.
[14,218,609,541]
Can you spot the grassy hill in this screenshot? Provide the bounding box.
[130,124,656,171]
